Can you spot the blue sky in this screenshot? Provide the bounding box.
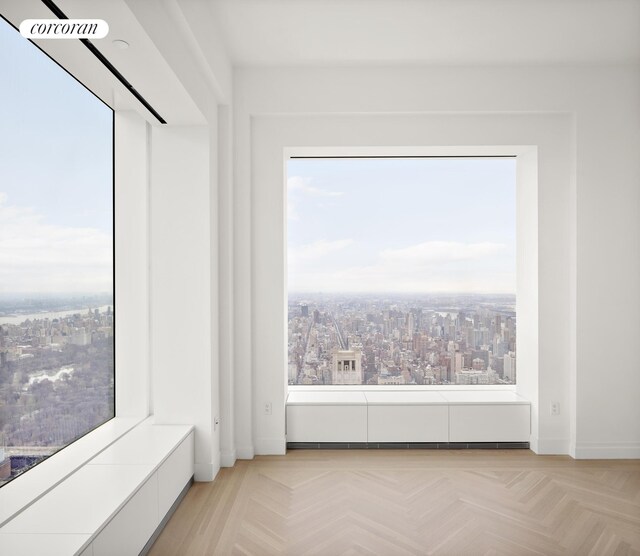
[0,17,113,294]
[288,157,516,294]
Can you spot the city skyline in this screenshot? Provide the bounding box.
[288,293,516,386]
[0,17,115,487]
[287,157,516,386]
[0,305,114,486]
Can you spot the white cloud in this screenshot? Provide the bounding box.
[0,193,112,293]
[287,176,344,197]
[287,201,299,221]
[289,239,354,263]
[288,240,514,294]
[379,241,506,265]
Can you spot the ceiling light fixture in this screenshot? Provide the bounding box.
[112,39,129,50]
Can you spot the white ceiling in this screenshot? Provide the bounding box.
[204,0,640,66]
[0,0,209,123]
[3,0,636,123]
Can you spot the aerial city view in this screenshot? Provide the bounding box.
[0,296,114,486]
[288,293,515,385]
[0,17,114,486]
[287,156,517,387]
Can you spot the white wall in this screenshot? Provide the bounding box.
[247,113,568,456]
[110,7,230,482]
[114,111,150,419]
[217,105,237,467]
[573,71,640,457]
[123,0,233,478]
[233,92,254,460]
[232,64,640,459]
[149,125,219,480]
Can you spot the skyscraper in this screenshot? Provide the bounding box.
[331,348,363,385]
[504,351,516,382]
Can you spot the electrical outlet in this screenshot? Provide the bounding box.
[551,402,560,416]
[264,402,272,415]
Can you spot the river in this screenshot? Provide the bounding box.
[0,305,112,326]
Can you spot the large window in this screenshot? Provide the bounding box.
[287,157,516,386]
[0,17,114,486]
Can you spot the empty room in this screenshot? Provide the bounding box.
[0,1,639,554]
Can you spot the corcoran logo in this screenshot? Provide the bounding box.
[20,19,109,39]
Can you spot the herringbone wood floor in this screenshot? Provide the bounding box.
[149,450,640,555]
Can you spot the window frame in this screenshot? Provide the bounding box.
[284,145,529,394]
[0,14,116,490]
[286,153,517,389]
[0,13,150,526]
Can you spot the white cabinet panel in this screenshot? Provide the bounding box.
[158,432,194,518]
[92,473,159,556]
[0,418,140,529]
[287,391,367,405]
[0,533,90,556]
[440,391,528,404]
[286,392,531,444]
[287,405,367,442]
[449,404,530,442]
[368,405,448,442]
[0,424,195,556]
[0,464,154,535]
[364,391,447,405]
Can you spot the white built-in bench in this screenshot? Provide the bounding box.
[286,390,530,445]
[0,420,194,556]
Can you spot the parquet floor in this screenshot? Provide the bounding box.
[148,450,640,555]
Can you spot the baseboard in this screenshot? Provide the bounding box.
[572,441,640,459]
[220,449,237,467]
[287,441,530,450]
[236,445,255,460]
[530,437,570,455]
[255,437,286,455]
[194,462,219,482]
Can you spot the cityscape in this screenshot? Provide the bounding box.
[288,293,516,386]
[0,295,114,486]
[287,157,516,387]
[0,16,114,487]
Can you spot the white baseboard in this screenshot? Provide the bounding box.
[530,437,570,455]
[195,462,219,482]
[254,437,286,455]
[236,445,255,460]
[572,441,640,459]
[220,449,237,467]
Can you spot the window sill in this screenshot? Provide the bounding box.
[287,389,528,406]
[288,384,517,392]
[0,420,194,556]
[0,416,144,527]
